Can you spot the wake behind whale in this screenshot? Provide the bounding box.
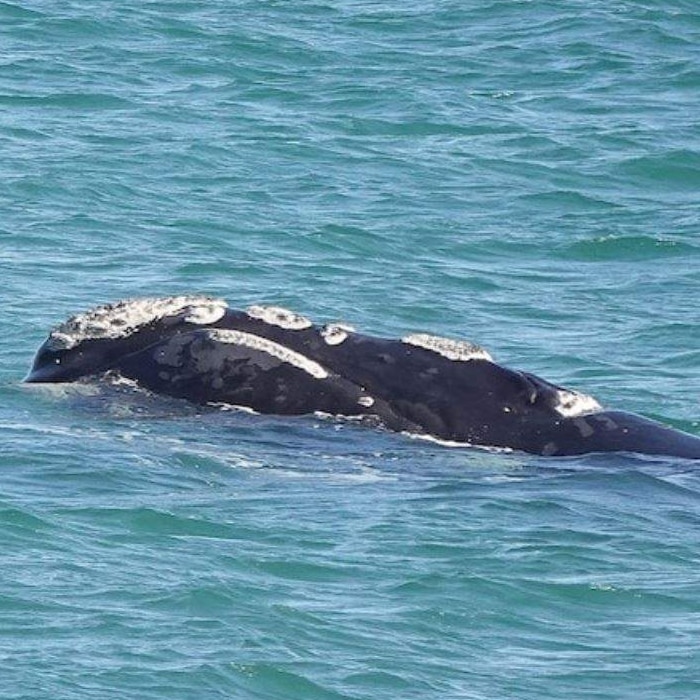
[25,296,700,460]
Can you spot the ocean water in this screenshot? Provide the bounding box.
[2,1,700,698]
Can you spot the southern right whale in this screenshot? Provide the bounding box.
[24,296,700,460]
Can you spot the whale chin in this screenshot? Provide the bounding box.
[25,297,700,460]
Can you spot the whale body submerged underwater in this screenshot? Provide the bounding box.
[25,296,700,460]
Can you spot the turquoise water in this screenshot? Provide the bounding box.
[2,1,700,698]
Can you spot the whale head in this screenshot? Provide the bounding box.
[25,295,228,383]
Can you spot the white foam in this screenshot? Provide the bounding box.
[246,305,312,330]
[208,402,260,415]
[402,333,493,362]
[553,389,602,418]
[21,381,102,399]
[48,296,228,350]
[404,431,514,452]
[312,411,378,425]
[102,372,142,390]
[321,323,355,346]
[206,329,329,379]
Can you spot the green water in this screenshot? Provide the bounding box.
[1,1,699,698]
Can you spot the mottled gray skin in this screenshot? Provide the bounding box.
[26,303,700,459]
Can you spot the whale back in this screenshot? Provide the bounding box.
[25,297,700,459]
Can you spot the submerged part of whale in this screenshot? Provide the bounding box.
[25,296,700,459]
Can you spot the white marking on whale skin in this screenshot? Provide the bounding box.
[402,333,493,362]
[357,395,375,408]
[206,329,329,379]
[246,305,312,330]
[321,323,355,346]
[553,389,602,418]
[48,296,228,350]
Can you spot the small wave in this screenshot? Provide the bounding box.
[230,663,348,700]
[518,189,622,212]
[0,92,134,110]
[0,1,44,20]
[559,234,695,261]
[616,150,700,190]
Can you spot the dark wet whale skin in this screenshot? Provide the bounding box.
[26,299,700,460]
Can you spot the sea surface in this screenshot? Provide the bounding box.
[2,1,700,698]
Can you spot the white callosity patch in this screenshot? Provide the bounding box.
[357,395,375,408]
[402,333,493,362]
[246,305,312,330]
[206,329,329,379]
[321,323,355,346]
[48,296,228,350]
[553,389,602,418]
